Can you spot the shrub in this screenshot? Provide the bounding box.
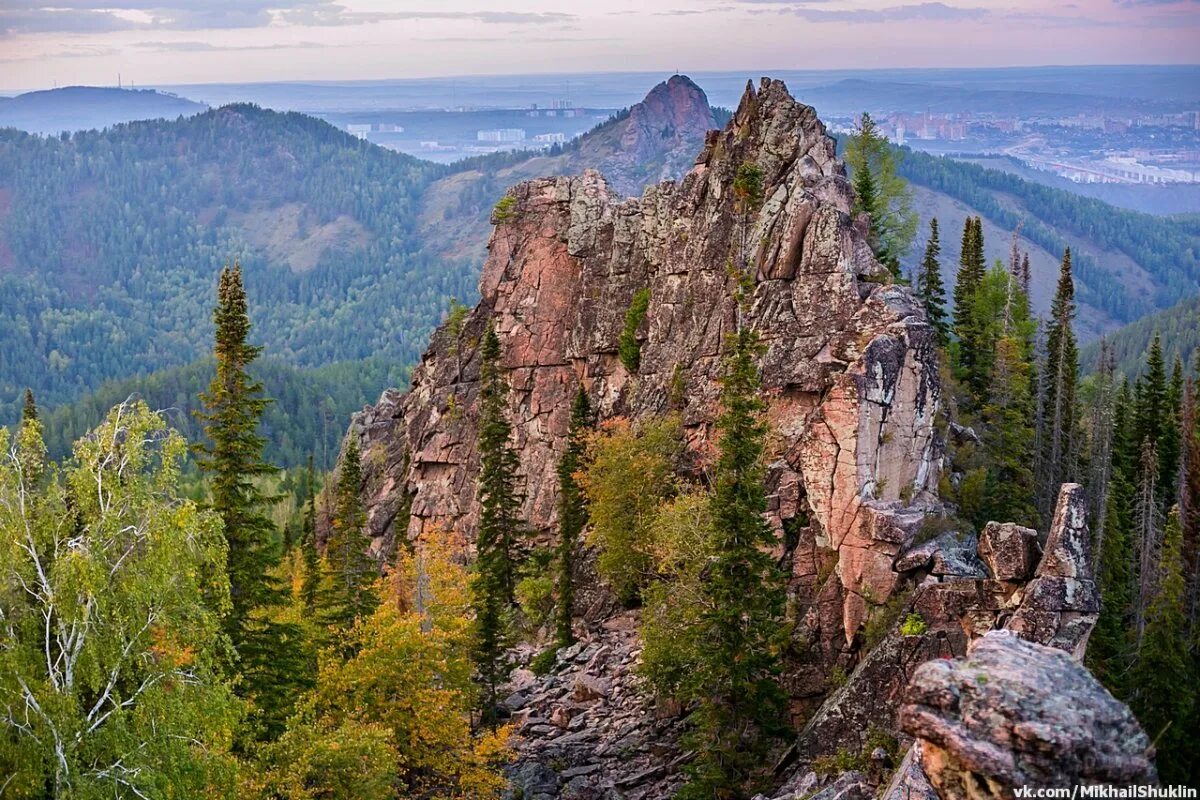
[529,648,558,676]
[579,416,682,606]
[618,288,652,372]
[492,194,518,223]
[900,612,928,636]
[515,576,556,632]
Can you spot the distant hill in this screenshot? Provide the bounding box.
[0,86,207,134]
[0,104,448,420]
[897,150,1200,340]
[418,74,716,269]
[1080,294,1200,378]
[795,78,1156,117]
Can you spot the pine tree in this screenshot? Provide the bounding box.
[1130,507,1194,782]
[1088,381,1136,695]
[679,323,787,800]
[21,388,37,424]
[1134,334,1168,464]
[325,436,376,630]
[193,263,296,740]
[1135,439,1163,646]
[473,322,524,726]
[1037,249,1079,523]
[300,455,322,615]
[844,112,917,277]
[1180,381,1200,636]
[556,385,592,649]
[981,335,1037,528]
[915,218,949,345]
[1158,357,1185,509]
[195,264,280,630]
[1087,340,1117,554]
[952,217,987,396]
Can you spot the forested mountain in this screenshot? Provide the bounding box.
[1080,293,1200,376]
[898,149,1200,338]
[0,105,454,420]
[0,86,207,133]
[37,356,407,469]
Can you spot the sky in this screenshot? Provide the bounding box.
[0,0,1198,91]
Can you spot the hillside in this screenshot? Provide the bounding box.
[0,105,451,420]
[1080,293,1200,377]
[0,86,207,133]
[897,149,1200,339]
[417,75,716,269]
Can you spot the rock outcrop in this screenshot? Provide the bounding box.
[899,631,1156,798]
[346,78,942,657]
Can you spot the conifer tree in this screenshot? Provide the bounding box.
[1130,507,1193,782]
[193,263,298,740]
[1037,249,1079,522]
[1135,439,1163,646]
[21,388,37,424]
[916,218,949,345]
[1158,357,1185,508]
[1089,382,1136,695]
[952,217,987,396]
[325,436,376,630]
[679,322,787,800]
[1180,382,1200,635]
[556,385,592,649]
[844,112,917,277]
[300,456,322,614]
[473,322,523,726]
[1087,341,1117,552]
[195,264,280,630]
[1134,334,1168,463]
[981,334,1037,528]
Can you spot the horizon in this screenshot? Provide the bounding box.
[2,1,1199,93]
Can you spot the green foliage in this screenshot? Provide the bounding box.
[580,415,683,606]
[29,355,409,472]
[900,613,928,636]
[1081,294,1200,378]
[1037,249,1080,523]
[862,590,911,650]
[0,403,241,797]
[1129,508,1193,782]
[516,575,556,632]
[473,322,524,726]
[899,148,1200,323]
[845,112,918,276]
[733,161,764,212]
[556,386,593,647]
[260,530,510,799]
[674,324,788,800]
[324,436,377,631]
[492,194,518,223]
[529,647,559,676]
[0,109,455,422]
[618,288,652,372]
[915,218,949,346]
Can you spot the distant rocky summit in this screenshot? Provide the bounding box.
[334,78,1155,798]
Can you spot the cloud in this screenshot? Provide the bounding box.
[1114,0,1199,5]
[131,39,331,51]
[0,44,119,62]
[782,2,989,22]
[0,2,578,37]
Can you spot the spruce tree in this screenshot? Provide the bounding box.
[1134,334,1168,463]
[952,217,987,396]
[195,264,280,628]
[21,388,37,424]
[556,385,592,649]
[1089,381,1136,696]
[1130,507,1193,782]
[473,322,524,726]
[680,322,787,800]
[1037,248,1078,523]
[193,263,295,740]
[916,217,949,345]
[844,112,917,277]
[1180,382,1200,635]
[1158,357,1185,509]
[1135,439,1163,646]
[325,436,376,630]
[300,455,322,614]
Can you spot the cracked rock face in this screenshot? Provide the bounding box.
[340,78,942,651]
[899,631,1156,799]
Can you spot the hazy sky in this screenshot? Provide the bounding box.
[1,0,1198,91]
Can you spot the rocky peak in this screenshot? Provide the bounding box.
[574,74,715,196]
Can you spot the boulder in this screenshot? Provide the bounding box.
[899,631,1156,799]
[977,522,1039,582]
